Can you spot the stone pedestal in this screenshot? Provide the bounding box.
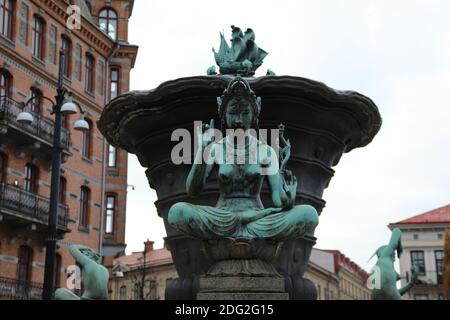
[196,238,289,300]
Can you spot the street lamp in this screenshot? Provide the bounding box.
[16,50,89,300]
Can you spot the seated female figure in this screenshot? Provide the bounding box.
[168,77,318,241]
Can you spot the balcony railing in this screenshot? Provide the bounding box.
[0,182,68,229]
[0,96,70,150]
[0,277,43,300]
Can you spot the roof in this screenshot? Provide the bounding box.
[114,247,173,270]
[318,249,369,282]
[391,204,450,225]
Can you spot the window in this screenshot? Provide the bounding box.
[24,164,38,193]
[119,285,127,300]
[413,234,419,240]
[85,53,94,92]
[61,36,71,77]
[29,87,42,114]
[98,8,117,40]
[98,60,104,96]
[82,118,92,158]
[59,176,66,204]
[435,250,443,284]
[149,280,157,300]
[110,68,120,99]
[49,25,57,64]
[105,194,116,234]
[108,144,117,168]
[414,294,428,300]
[317,284,321,300]
[79,186,90,227]
[411,251,426,275]
[133,282,140,300]
[0,0,13,39]
[17,246,33,282]
[32,16,45,60]
[324,288,329,300]
[0,69,11,97]
[0,152,6,182]
[19,2,28,45]
[75,44,82,80]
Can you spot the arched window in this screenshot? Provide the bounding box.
[105,194,116,234]
[0,152,6,183]
[29,87,42,114]
[59,176,66,204]
[61,35,72,78]
[24,163,38,193]
[109,67,120,99]
[0,69,11,97]
[119,285,127,300]
[79,186,90,227]
[98,8,117,40]
[82,118,92,158]
[0,0,14,39]
[32,15,45,60]
[16,246,33,282]
[85,53,95,92]
[108,144,117,168]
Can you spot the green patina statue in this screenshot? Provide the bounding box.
[168,76,319,241]
[370,228,419,300]
[211,25,268,76]
[55,244,109,300]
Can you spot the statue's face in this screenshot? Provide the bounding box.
[225,98,254,130]
[80,247,101,264]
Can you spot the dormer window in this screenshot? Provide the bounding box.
[98,8,117,41]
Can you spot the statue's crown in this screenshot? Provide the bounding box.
[217,76,261,117]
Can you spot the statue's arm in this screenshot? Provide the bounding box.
[266,147,295,210]
[186,145,215,197]
[399,265,419,296]
[68,245,92,267]
[387,228,403,257]
[267,171,294,210]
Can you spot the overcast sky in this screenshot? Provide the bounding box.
[124,0,450,271]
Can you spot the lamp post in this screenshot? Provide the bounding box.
[17,50,89,300]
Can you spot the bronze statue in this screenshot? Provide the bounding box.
[55,244,109,300]
[370,228,419,300]
[168,76,318,241]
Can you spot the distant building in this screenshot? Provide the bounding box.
[111,241,369,300]
[0,0,137,299]
[307,249,371,300]
[112,240,177,300]
[389,204,450,300]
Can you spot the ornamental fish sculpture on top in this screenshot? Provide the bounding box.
[168,76,318,244]
[208,25,268,76]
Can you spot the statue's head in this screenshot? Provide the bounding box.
[217,76,261,132]
[79,246,102,264]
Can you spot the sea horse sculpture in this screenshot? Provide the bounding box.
[370,228,419,300]
[168,76,318,242]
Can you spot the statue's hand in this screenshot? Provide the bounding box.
[282,169,297,209]
[410,264,420,282]
[197,119,215,151]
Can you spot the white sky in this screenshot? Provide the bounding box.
[124,0,450,271]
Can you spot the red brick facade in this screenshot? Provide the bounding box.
[0,0,137,299]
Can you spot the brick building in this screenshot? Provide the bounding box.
[0,0,138,299]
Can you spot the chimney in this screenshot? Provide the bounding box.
[144,239,154,253]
